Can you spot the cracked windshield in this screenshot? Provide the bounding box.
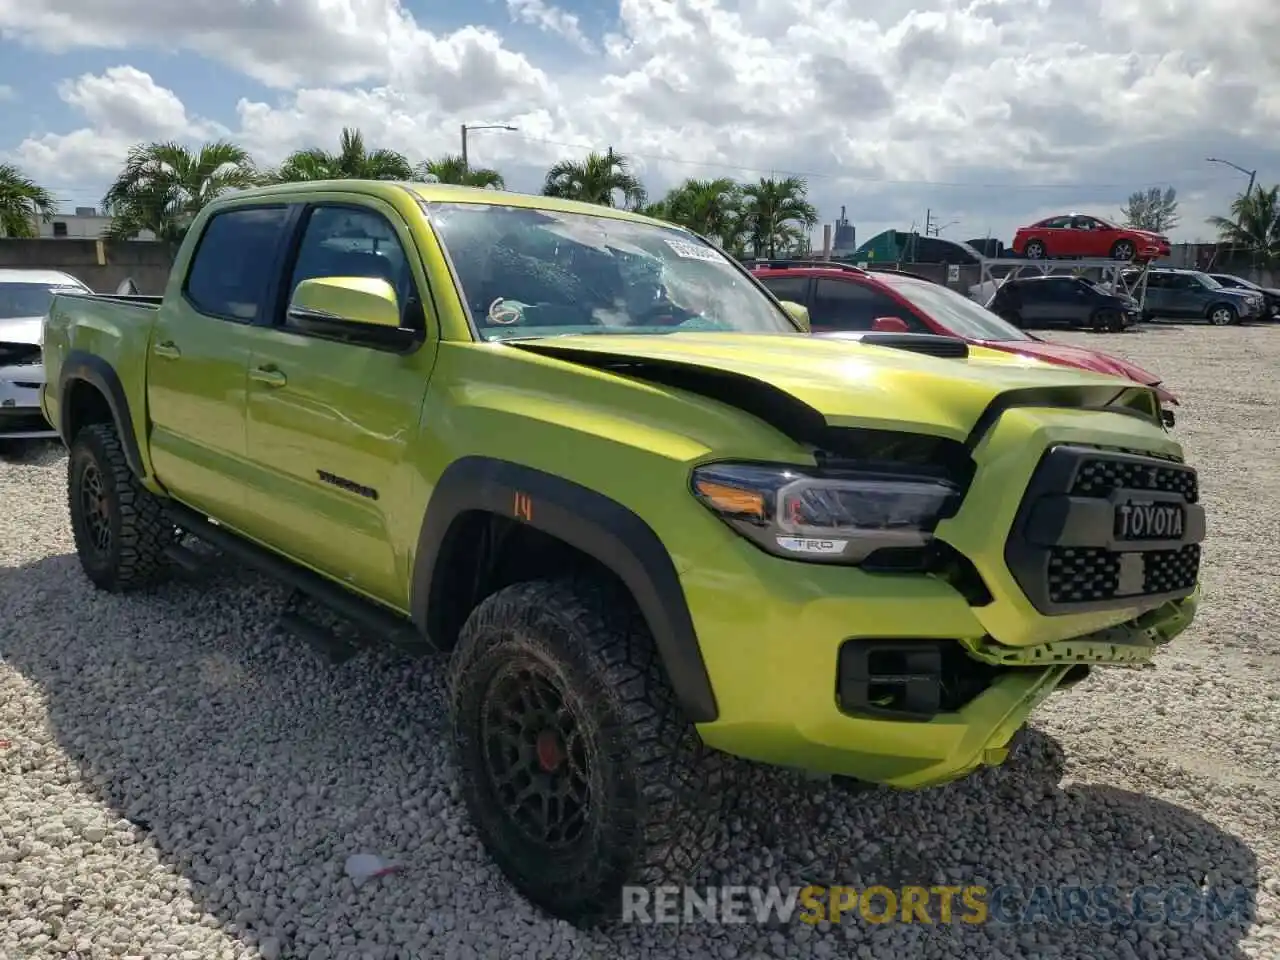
[425,202,796,340]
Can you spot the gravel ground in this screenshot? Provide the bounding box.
[1,321,1278,960]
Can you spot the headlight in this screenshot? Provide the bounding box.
[691,462,961,564]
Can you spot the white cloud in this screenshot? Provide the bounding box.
[0,84,13,100]
[2,0,1279,243]
[8,67,224,186]
[506,0,594,52]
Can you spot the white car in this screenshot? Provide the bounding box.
[0,268,93,441]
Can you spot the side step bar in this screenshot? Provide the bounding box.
[164,503,433,656]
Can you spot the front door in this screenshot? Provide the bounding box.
[146,203,295,531]
[242,199,439,607]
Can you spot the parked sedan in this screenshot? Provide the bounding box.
[1011,213,1171,261]
[988,275,1140,331]
[1206,273,1280,318]
[750,260,1178,422]
[0,269,92,441]
[1125,267,1265,325]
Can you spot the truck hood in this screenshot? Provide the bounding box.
[0,316,42,345]
[980,338,1176,404]
[509,332,1159,443]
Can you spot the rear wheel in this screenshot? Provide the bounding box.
[447,576,726,926]
[67,421,176,591]
[1024,240,1046,259]
[1207,304,1238,326]
[1110,239,1136,261]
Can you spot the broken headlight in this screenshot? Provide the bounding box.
[691,462,961,564]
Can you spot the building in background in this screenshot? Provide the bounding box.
[38,207,155,241]
[832,206,856,257]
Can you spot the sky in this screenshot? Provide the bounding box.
[1,0,1278,248]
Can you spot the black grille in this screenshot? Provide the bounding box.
[1144,545,1201,594]
[0,342,41,367]
[1004,445,1205,615]
[1071,457,1198,503]
[1047,544,1200,604]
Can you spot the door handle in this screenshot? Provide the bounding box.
[153,340,180,359]
[250,366,287,387]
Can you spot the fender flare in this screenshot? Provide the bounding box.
[410,456,719,723]
[59,350,146,478]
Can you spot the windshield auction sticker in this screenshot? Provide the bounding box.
[664,238,726,263]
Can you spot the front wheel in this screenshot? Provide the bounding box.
[447,576,726,926]
[67,421,176,591]
[1110,240,1136,261]
[1207,304,1238,326]
[1024,240,1046,259]
[1091,309,1123,332]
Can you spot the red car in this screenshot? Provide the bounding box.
[749,261,1177,423]
[1011,214,1171,261]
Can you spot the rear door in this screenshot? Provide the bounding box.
[146,203,296,530]
[809,278,929,333]
[757,274,812,312]
[1032,217,1073,256]
[240,196,439,606]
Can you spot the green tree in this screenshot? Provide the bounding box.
[102,141,259,243]
[267,127,415,183]
[648,177,743,250]
[542,147,647,209]
[0,163,56,238]
[739,176,818,258]
[416,154,505,189]
[1206,185,1280,266]
[1121,186,1179,232]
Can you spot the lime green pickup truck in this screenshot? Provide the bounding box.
[41,180,1204,924]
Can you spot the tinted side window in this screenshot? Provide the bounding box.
[183,207,292,321]
[284,206,419,330]
[810,279,905,331]
[760,276,809,303]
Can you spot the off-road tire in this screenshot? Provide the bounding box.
[447,576,727,926]
[67,421,175,591]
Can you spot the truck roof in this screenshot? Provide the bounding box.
[0,268,88,287]
[221,180,678,229]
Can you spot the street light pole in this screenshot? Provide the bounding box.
[460,123,519,172]
[1206,157,1257,199]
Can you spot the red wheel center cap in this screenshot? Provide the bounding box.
[535,730,563,772]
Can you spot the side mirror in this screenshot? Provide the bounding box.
[872,316,910,333]
[289,276,403,328]
[779,300,810,332]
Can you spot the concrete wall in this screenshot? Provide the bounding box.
[0,239,176,293]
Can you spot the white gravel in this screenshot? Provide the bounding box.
[2,322,1278,960]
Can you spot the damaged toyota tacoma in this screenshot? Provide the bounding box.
[40,180,1205,925]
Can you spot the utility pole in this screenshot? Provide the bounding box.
[1206,157,1257,200]
[459,122,519,173]
[925,208,934,237]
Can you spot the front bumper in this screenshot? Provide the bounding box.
[679,407,1200,788]
[0,362,56,439]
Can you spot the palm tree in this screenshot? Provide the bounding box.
[0,164,56,238]
[1207,185,1280,267]
[102,140,259,243]
[739,176,819,259]
[542,148,647,209]
[416,154,505,189]
[266,127,415,183]
[650,177,743,250]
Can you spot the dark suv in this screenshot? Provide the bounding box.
[1206,273,1280,319]
[1129,267,1265,325]
[988,275,1140,331]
